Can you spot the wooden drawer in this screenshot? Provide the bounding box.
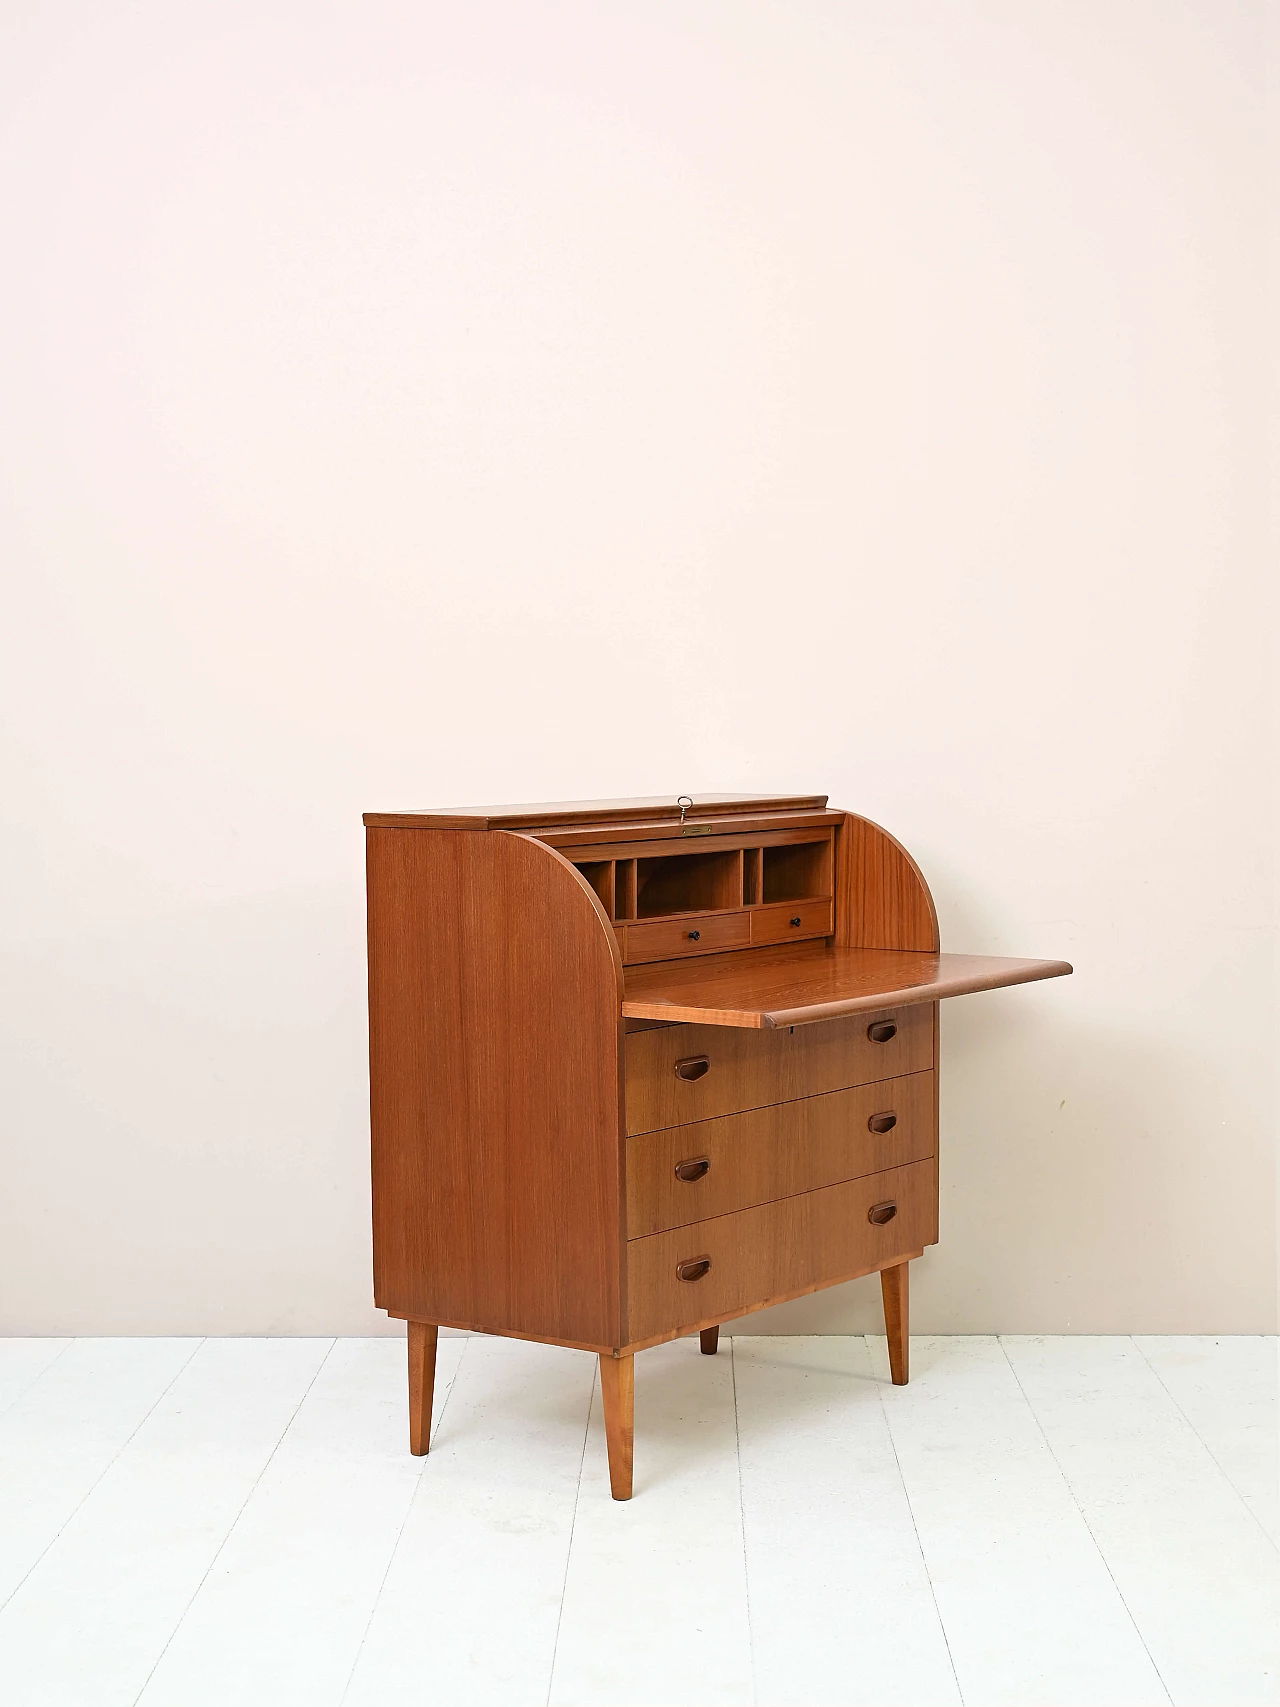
[624,1003,933,1135]
[627,1158,937,1343]
[626,1070,934,1236]
[749,898,833,946]
[618,910,750,965]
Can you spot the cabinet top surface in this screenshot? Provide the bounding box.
[363,793,829,831]
[622,943,1073,1029]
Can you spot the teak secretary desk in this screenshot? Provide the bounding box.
[364,793,1071,1499]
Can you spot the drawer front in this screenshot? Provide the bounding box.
[619,910,750,965]
[749,898,833,946]
[627,1071,934,1237]
[627,1158,937,1343]
[624,1003,933,1136]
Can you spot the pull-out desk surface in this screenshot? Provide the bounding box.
[622,941,1072,1029]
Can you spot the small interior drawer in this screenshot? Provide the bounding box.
[624,1003,933,1135]
[626,1070,935,1237]
[618,910,750,965]
[626,1158,937,1343]
[749,898,833,946]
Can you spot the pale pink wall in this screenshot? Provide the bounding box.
[0,2,1271,1332]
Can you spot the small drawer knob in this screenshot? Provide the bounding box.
[687,929,701,942]
[674,1156,711,1183]
[677,1256,712,1283]
[867,1112,897,1134]
[790,916,802,927]
[867,1021,897,1044]
[868,1201,898,1226]
[674,1055,710,1082]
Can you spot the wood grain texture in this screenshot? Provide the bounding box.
[743,847,762,906]
[599,1354,635,1500]
[385,1313,621,1354]
[750,898,833,945]
[367,827,625,1349]
[620,1250,927,1354]
[560,825,836,863]
[622,942,1072,1029]
[407,1321,438,1455]
[932,998,941,1225]
[538,813,845,851]
[626,1071,936,1236]
[615,857,637,920]
[626,1160,937,1342]
[363,794,829,831]
[837,813,939,951]
[624,1005,934,1134]
[881,1262,909,1384]
[620,909,750,965]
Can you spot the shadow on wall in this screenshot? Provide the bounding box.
[748,994,1275,1337]
[0,889,382,1335]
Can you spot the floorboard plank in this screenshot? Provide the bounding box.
[344,1336,594,1707]
[0,1340,71,1418]
[872,1335,1169,1707]
[0,1338,199,1610]
[733,1335,960,1707]
[1133,1336,1279,1547]
[1003,1335,1279,1707]
[134,1336,464,1707]
[0,1338,330,1707]
[549,1337,751,1707]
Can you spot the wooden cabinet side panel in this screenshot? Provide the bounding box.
[836,814,940,951]
[367,828,624,1348]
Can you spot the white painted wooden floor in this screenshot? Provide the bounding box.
[0,1336,1273,1707]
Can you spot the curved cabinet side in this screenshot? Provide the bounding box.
[366,827,625,1349]
[836,814,940,952]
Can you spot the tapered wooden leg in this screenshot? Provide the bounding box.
[407,1321,439,1455]
[599,1353,634,1500]
[699,1326,720,1355]
[880,1261,909,1385]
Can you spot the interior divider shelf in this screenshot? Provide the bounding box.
[572,828,836,965]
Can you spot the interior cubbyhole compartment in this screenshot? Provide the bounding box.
[636,849,742,918]
[743,846,762,906]
[762,839,832,904]
[575,861,615,916]
[614,858,637,921]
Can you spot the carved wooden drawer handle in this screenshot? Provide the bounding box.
[674,1055,710,1082]
[867,1112,898,1134]
[674,1156,711,1183]
[867,1021,897,1043]
[677,1256,712,1282]
[867,1201,898,1226]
